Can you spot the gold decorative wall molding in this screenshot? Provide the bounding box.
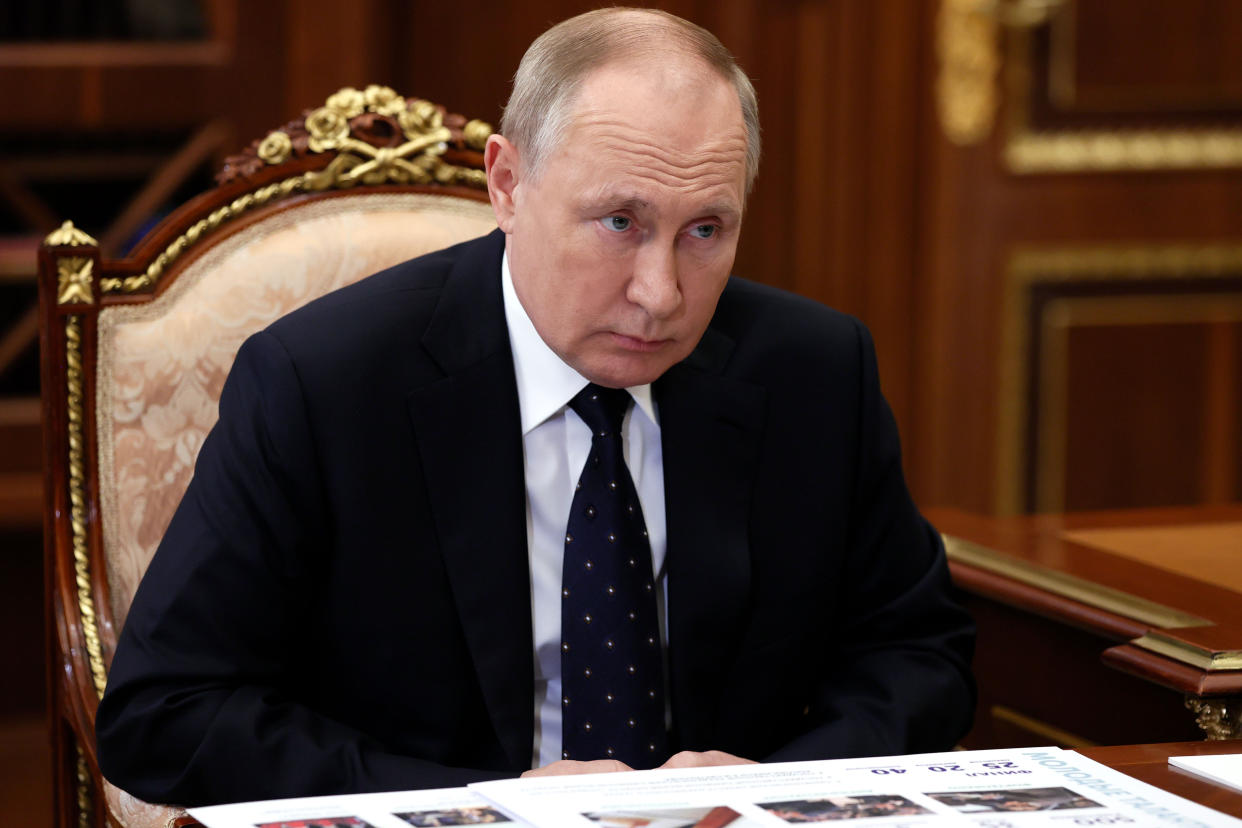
[1007,128,1242,174]
[1003,4,1242,173]
[936,0,1068,146]
[936,0,1001,145]
[996,244,1242,515]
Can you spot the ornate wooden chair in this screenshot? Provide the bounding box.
[38,86,498,828]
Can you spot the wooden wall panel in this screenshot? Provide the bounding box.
[1062,324,1209,511]
[1058,0,1242,114]
[916,0,1242,513]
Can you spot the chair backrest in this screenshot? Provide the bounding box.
[38,86,498,828]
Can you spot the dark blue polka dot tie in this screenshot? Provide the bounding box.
[561,384,668,769]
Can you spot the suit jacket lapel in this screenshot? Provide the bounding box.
[656,323,766,750]
[406,230,534,771]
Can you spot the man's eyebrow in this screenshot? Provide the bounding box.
[699,202,742,221]
[577,189,741,221]
[577,188,652,212]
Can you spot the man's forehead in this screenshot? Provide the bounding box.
[553,59,746,180]
[572,51,740,120]
[559,113,747,199]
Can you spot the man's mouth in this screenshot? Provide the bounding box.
[610,332,670,352]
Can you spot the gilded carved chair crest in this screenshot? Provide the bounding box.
[98,85,493,295]
[222,83,492,188]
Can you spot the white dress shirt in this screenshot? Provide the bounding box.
[500,251,668,768]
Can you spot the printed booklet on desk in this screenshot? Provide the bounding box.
[470,747,1242,828]
[189,747,1242,828]
[189,786,528,828]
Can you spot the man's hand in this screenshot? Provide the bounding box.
[659,750,756,769]
[521,759,633,778]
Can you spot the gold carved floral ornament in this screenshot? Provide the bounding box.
[326,87,365,118]
[257,130,293,165]
[44,220,98,248]
[57,257,95,305]
[1186,697,1242,741]
[302,89,460,189]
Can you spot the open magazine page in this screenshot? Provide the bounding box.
[470,747,1242,828]
[189,786,528,828]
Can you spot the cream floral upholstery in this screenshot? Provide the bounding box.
[104,783,188,828]
[96,193,496,631]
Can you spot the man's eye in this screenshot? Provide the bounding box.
[689,224,718,240]
[602,216,631,232]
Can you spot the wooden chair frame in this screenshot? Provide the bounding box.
[38,86,494,828]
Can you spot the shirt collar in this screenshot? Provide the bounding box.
[501,248,657,436]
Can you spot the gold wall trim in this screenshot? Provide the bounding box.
[1134,633,1242,672]
[936,0,1001,145]
[66,316,108,699]
[943,533,1209,630]
[1007,129,1242,174]
[991,704,1097,749]
[1004,14,1242,173]
[995,243,1242,515]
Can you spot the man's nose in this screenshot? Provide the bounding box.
[627,242,682,319]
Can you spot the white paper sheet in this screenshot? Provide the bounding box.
[1170,755,1242,794]
[189,786,528,828]
[187,747,1242,828]
[470,747,1242,828]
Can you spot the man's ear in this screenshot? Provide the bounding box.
[484,134,521,233]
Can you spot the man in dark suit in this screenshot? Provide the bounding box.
[96,7,974,806]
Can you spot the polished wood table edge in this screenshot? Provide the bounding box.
[930,505,1242,697]
[930,506,1242,627]
[1076,740,1242,818]
[948,556,1148,639]
[1103,644,1242,697]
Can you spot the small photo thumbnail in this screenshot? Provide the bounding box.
[393,805,511,825]
[925,787,1102,813]
[759,794,932,822]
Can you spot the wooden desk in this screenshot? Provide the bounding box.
[926,506,1242,749]
[1079,740,1242,818]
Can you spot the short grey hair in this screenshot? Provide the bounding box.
[501,7,761,194]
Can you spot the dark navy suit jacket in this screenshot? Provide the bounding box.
[96,229,975,806]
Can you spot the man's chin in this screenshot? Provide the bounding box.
[577,352,681,389]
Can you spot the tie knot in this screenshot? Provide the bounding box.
[569,383,631,439]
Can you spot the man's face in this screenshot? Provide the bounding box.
[488,54,749,388]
